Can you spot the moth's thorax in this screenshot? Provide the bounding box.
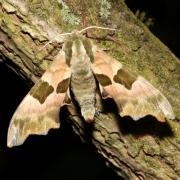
[70,42,92,74]
[69,39,96,122]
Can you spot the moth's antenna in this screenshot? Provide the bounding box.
[36,39,54,55]
[78,26,118,34]
[35,32,73,56]
[35,26,117,56]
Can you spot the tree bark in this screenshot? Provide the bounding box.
[0,0,180,179]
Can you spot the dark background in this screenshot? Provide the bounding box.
[0,1,179,179]
[127,0,180,58]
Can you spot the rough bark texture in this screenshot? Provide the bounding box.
[0,0,180,179]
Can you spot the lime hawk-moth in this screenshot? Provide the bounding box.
[7,28,175,147]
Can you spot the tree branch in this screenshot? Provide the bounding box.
[0,0,180,179]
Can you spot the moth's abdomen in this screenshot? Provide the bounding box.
[71,68,96,123]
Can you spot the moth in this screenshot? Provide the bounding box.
[7,29,175,147]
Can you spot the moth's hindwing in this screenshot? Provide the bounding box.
[92,48,175,122]
[7,51,71,147]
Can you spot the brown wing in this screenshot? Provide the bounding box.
[7,51,71,147]
[91,48,175,122]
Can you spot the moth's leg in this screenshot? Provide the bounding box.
[67,103,79,117]
[94,109,101,118]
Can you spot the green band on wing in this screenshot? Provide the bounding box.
[30,80,54,104]
[56,78,70,93]
[113,68,137,89]
[95,74,112,86]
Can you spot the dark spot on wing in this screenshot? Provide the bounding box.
[113,68,137,89]
[30,80,54,104]
[56,78,70,93]
[95,74,112,86]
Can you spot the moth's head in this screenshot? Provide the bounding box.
[63,34,94,66]
[72,35,87,57]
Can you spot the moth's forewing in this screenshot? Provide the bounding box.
[7,51,71,147]
[92,48,175,122]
